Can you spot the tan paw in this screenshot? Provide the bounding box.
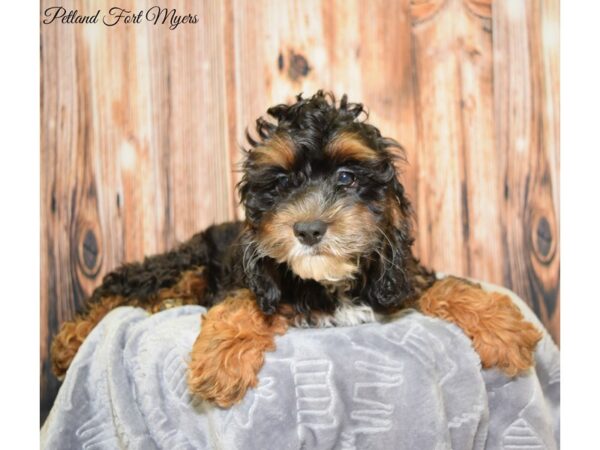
[187,335,265,408]
[187,291,287,407]
[471,296,543,376]
[419,277,543,377]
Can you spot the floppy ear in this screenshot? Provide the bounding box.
[360,230,418,310]
[389,175,415,240]
[359,174,425,310]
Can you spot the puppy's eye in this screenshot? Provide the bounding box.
[337,170,356,187]
[275,174,290,190]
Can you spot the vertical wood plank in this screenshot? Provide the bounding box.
[537,0,559,343]
[41,1,80,418]
[493,0,560,344]
[353,0,420,224]
[455,0,505,284]
[409,0,472,276]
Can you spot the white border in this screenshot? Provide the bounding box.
[0,0,40,446]
[562,0,600,447]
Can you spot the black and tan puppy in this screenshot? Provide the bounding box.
[51,91,541,407]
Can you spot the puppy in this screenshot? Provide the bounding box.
[51,91,542,407]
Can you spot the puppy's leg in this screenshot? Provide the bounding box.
[418,277,542,376]
[51,268,208,379]
[188,289,288,407]
[50,223,242,379]
[51,296,127,379]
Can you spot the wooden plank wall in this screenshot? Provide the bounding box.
[41,0,560,420]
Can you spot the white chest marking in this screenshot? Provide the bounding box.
[331,302,379,327]
[292,303,379,328]
[292,284,383,328]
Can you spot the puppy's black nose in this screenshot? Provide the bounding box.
[293,220,328,246]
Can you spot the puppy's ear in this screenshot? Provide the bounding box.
[360,228,418,310]
[388,174,414,237]
[360,173,431,310]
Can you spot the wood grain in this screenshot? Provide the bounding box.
[492,0,560,344]
[40,0,559,421]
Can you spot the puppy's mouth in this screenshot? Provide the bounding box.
[275,231,358,282]
[287,252,359,283]
[255,196,379,283]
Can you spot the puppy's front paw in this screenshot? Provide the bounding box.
[471,299,542,377]
[419,278,542,377]
[187,291,287,407]
[188,334,264,408]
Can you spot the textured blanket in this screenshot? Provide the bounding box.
[41,282,560,450]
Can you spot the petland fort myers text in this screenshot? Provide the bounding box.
[42,6,198,30]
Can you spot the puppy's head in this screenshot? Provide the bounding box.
[238,91,422,313]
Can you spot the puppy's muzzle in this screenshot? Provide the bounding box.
[293,220,328,246]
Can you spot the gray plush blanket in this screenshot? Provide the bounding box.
[41,282,560,449]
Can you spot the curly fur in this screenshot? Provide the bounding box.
[51,267,209,379]
[188,290,287,407]
[51,295,125,378]
[51,91,540,407]
[419,277,543,376]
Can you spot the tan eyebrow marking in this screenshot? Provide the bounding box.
[326,132,379,162]
[251,134,296,169]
